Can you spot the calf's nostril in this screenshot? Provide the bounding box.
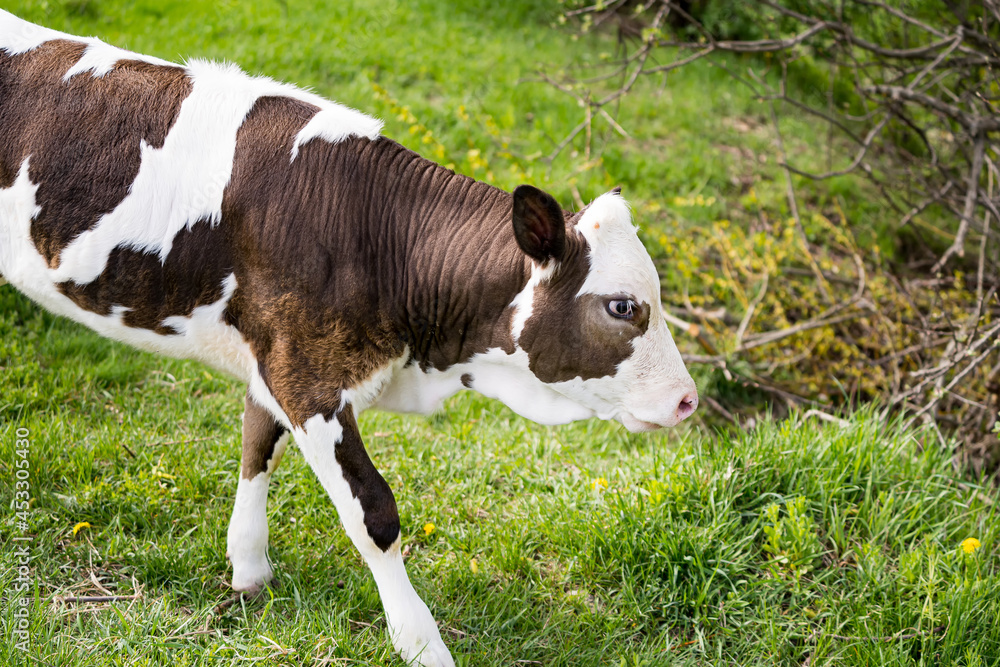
[676,394,698,421]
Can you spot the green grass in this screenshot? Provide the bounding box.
[2,1,999,665]
[2,287,999,666]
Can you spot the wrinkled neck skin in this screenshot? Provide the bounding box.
[293,138,588,422]
[367,142,530,371]
[249,136,531,416]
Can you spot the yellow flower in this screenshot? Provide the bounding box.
[469,558,479,574]
[423,523,435,536]
[72,521,91,536]
[593,477,608,491]
[962,537,981,554]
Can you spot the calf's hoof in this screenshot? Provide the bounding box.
[398,638,454,667]
[393,630,455,667]
[228,553,275,594]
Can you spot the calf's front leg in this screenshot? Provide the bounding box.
[294,404,454,667]
[227,390,289,592]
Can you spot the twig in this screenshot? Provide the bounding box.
[781,116,889,181]
[57,595,140,604]
[760,69,831,303]
[663,311,719,355]
[143,435,214,448]
[817,624,946,643]
[978,156,994,301]
[735,270,769,347]
[703,395,739,426]
[932,133,986,272]
[161,629,218,641]
[897,182,954,229]
[801,409,849,427]
[911,327,1000,421]
[740,312,862,351]
[868,86,1000,134]
[89,572,115,596]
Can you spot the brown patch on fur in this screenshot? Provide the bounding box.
[221,97,528,424]
[241,391,287,480]
[56,218,233,334]
[518,235,649,383]
[0,40,191,264]
[461,373,474,388]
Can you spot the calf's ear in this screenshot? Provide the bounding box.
[512,184,566,263]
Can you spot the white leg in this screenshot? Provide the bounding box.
[227,391,289,593]
[295,409,454,667]
[227,468,277,592]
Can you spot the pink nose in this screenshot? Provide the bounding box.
[675,391,698,422]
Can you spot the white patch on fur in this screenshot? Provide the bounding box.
[341,352,411,413]
[575,193,659,300]
[0,9,82,55]
[295,412,453,667]
[247,374,294,431]
[469,348,598,424]
[509,261,556,344]
[50,60,267,283]
[373,358,467,415]
[264,431,290,476]
[0,9,171,71]
[373,347,594,424]
[63,40,175,79]
[291,106,383,161]
[0,159,42,278]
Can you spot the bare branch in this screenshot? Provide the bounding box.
[932,133,986,272]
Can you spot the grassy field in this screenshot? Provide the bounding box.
[2,1,999,665]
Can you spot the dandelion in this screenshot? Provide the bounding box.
[962,537,981,554]
[469,558,479,574]
[72,521,91,536]
[592,477,608,491]
[423,522,435,537]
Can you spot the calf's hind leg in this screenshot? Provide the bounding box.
[294,404,454,667]
[227,390,289,593]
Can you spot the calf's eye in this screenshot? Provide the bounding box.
[607,299,636,320]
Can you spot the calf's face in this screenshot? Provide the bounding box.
[509,185,698,431]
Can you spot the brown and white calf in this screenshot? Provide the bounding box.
[0,11,697,666]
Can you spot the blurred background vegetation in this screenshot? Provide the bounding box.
[554,0,1000,477]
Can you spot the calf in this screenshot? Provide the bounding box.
[0,11,697,666]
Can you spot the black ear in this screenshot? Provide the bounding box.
[512,184,566,263]
[611,185,622,195]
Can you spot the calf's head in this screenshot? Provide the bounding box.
[503,185,697,432]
